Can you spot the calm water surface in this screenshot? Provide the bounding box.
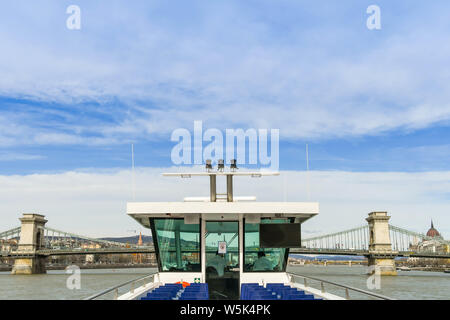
[0,268,158,300]
[287,265,450,300]
[0,266,449,300]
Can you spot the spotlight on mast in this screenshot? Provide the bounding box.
[218,159,224,172]
[230,159,238,171]
[205,159,213,171]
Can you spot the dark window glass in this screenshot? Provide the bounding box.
[260,223,301,248]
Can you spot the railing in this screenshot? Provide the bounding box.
[84,272,157,300]
[287,273,394,300]
[290,248,367,255]
[36,247,155,256]
[1,249,11,257]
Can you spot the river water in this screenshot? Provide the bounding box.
[288,265,450,300]
[0,265,448,300]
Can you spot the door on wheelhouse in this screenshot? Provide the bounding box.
[205,221,240,300]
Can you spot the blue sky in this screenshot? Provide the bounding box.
[0,1,449,236]
[1,1,450,174]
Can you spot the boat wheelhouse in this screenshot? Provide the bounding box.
[124,169,323,300]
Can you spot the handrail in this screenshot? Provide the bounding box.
[36,247,155,255]
[302,225,368,242]
[287,272,395,300]
[84,272,157,300]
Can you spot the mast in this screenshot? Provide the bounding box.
[163,159,279,202]
[306,144,310,200]
[131,143,136,200]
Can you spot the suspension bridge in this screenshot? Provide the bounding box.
[0,223,154,258]
[1,212,449,274]
[293,224,450,259]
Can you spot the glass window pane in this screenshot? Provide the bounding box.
[205,221,239,273]
[153,218,200,272]
[244,218,290,272]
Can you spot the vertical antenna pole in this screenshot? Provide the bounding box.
[210,174,217,202]
[227,175,233,202]
[132,143,136,201]
[306,144,310,200]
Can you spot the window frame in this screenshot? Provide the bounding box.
[150,217,202,273]
[242,217,294,273]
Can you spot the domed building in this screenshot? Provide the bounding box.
[426,220,443,239]
[418,220,446,253]
[407,220,449,266]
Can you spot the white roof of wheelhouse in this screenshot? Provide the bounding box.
[128,201,319,228]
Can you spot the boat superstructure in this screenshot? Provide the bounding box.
[121,165,327,300]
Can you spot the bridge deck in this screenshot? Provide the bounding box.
[3,247,449,259]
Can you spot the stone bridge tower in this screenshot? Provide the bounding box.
[366,212,397,276]
[11,214,48,275]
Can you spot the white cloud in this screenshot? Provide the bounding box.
[0,167,448,239]
[0,153,44,161]
[1,2,450,146]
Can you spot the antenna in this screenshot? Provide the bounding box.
[131,143,136,200]
[163,171,278,202]
[306,144,310,200]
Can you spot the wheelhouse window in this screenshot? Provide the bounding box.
[151,218,200,272]
[244,218,292,272]
[205,221,239,273]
